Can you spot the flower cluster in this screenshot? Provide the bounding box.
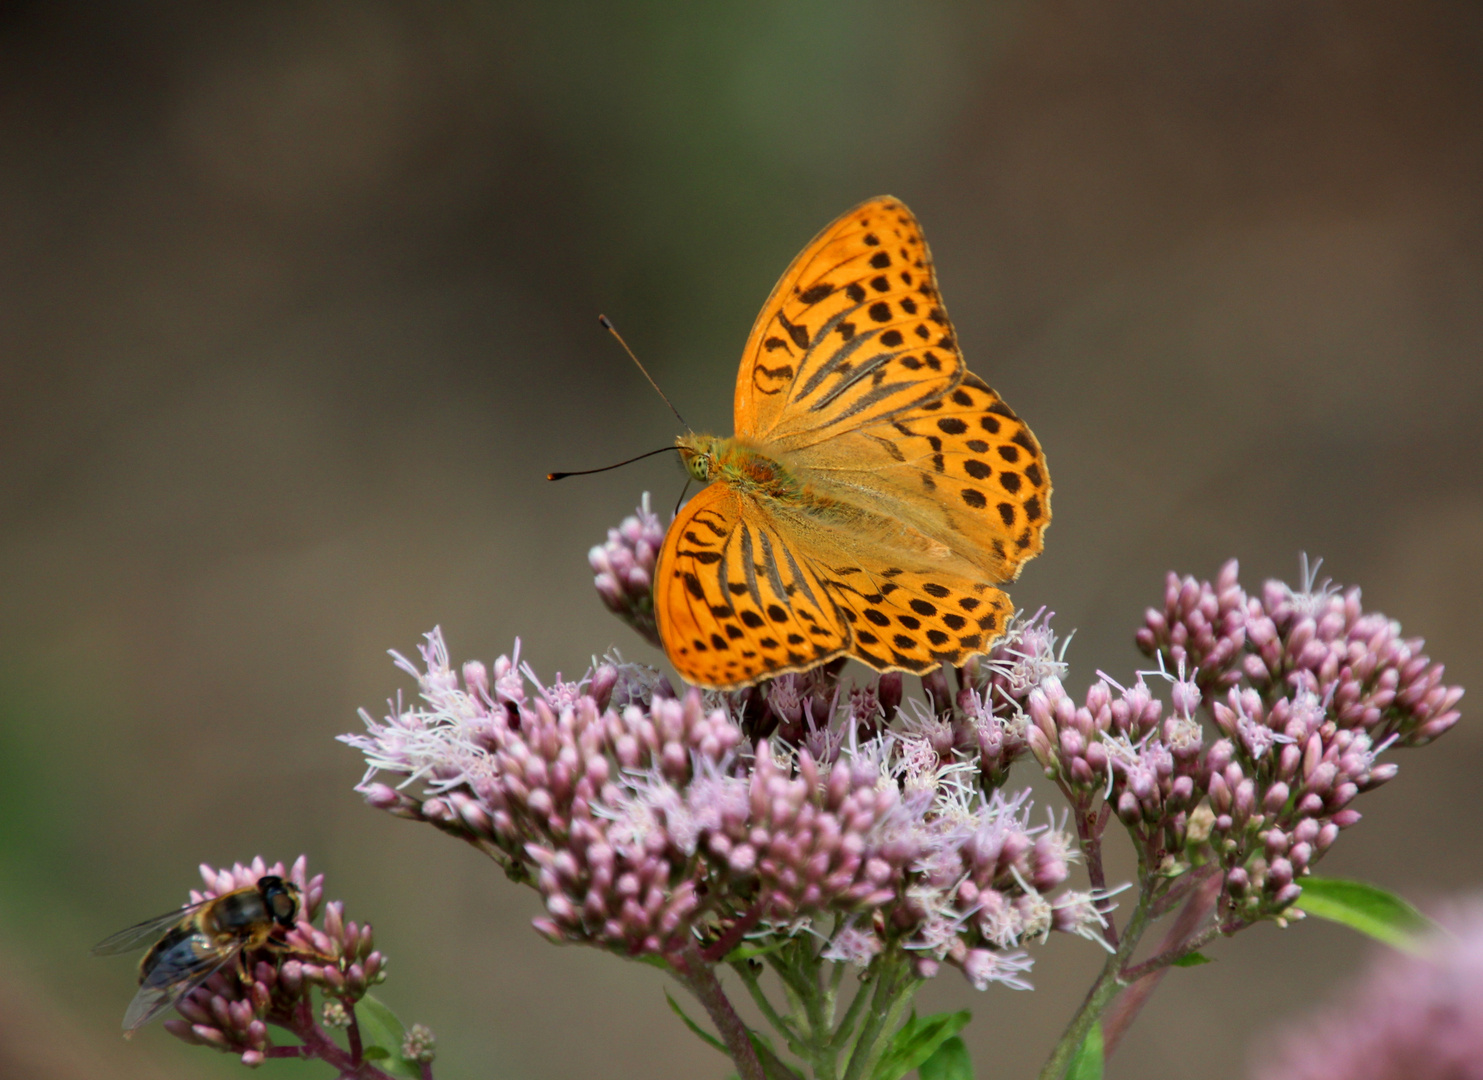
[334,497,1466,1080]
[343,628,1100,992]
[962,608,1069,785]
[1027,669,1197,841]
[162,857,391,1069]
[588,492,665,647]
[1025,557,1462,925]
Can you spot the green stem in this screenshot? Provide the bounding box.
[737,961,809,1058]
[840,955,919,1080]
[770,954,811,1043]
[1037,880,1157,1080]
[827,971,873,1054]
[741,945,859,1080]
[796,949,834,1076]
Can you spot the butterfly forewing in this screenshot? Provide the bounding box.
[735,198,965,451]
[654,484,850,689]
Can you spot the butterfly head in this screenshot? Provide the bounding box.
[675,433,725,483]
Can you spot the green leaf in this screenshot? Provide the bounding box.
[870,1009,971,1080]
[355,994,421,1079]
[1065,1022,1103,1080]
[1171,951,1213,968]
[664,989,728,1054]
[725,937,793,963]
[1294,877,1436,952]
[917,1035,973,1080]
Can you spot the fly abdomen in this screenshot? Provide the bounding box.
[139,928,216,987]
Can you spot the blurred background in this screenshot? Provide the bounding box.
[2,2,1481,1077]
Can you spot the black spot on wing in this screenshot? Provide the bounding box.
[777,312,810,351]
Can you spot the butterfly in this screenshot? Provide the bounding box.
[653,197,1050,690]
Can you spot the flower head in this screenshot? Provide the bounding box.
[589,493,665,646]
[153,858,387,1067]
[1252,901,1483,1080]
[347,623,1093,992]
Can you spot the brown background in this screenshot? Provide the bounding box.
[2,2,1480,1078]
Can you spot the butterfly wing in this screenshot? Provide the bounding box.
[656,482,1016,687]
[653,483,850,689]
[734,197,964,451]
[783,371,1051,584]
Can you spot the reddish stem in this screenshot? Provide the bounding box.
[346,1004,364,1063]
[265,997,406,1080]
[1102,872,1223,1057]
[701,900,767,964]
[1072,798,1118,948]
[668,943,767,1080]
[1151,864,1218,919]
[1118,922,1223,984]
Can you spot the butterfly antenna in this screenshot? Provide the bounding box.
[599,314,689,431]
[547,445,680,481]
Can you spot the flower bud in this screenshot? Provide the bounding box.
[1117,790,1142,824]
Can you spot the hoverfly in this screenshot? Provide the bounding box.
[92,874,301,1035]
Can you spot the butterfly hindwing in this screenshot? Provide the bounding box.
[823,565,1014,676]
[784,371,1051,583]
[734,197,965,451]
[654,484,850,689]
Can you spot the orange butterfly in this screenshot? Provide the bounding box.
[654,197,1050,690]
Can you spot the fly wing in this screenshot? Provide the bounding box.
[91,899,211,957]
[121,933,239,1034]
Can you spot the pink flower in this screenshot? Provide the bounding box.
[1252,902,1483,1080]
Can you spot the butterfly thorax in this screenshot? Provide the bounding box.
[676,433,805,503]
